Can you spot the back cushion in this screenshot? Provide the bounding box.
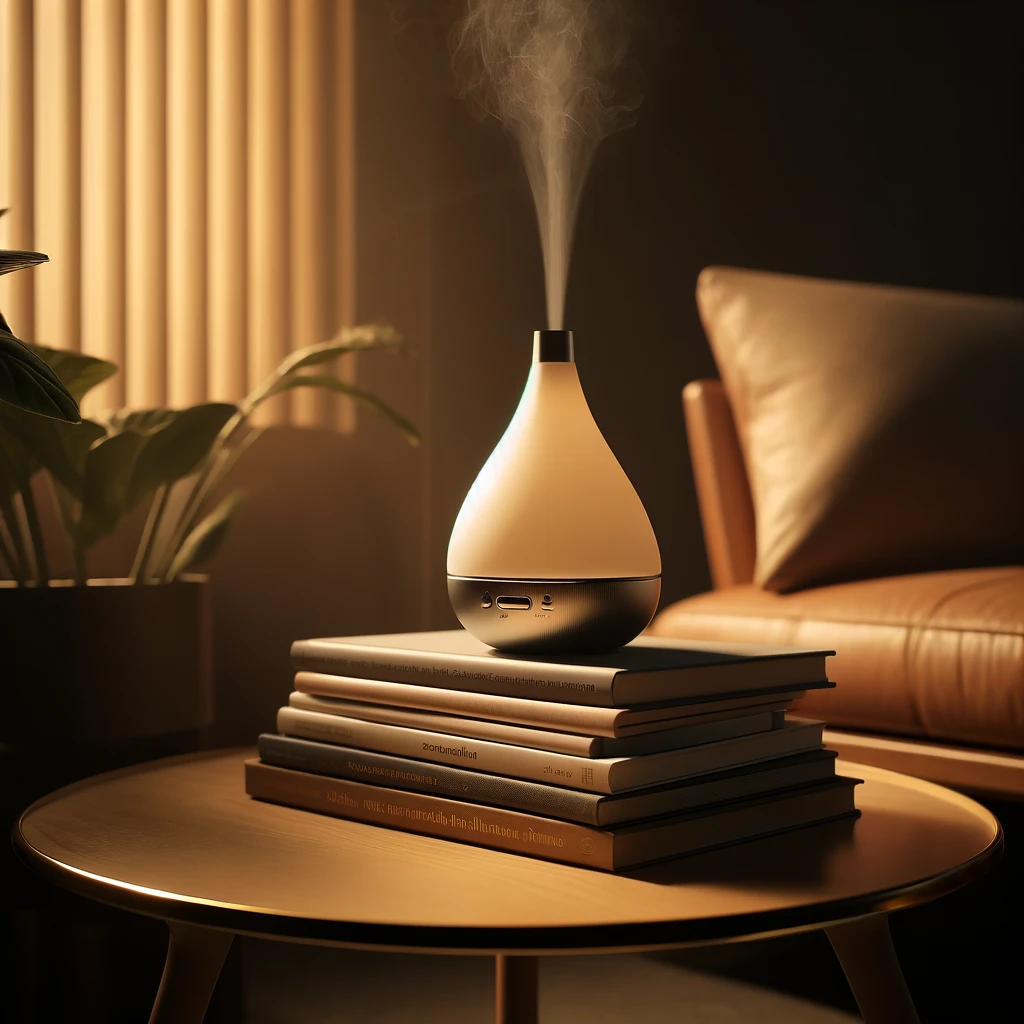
[696,266,1024,592]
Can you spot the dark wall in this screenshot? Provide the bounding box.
[563,0,1023,604]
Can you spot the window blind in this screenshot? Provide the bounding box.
[0,0,355,428]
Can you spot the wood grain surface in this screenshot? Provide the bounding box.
[14,749,1001,954]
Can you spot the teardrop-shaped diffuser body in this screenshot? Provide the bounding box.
[447,330,661,652]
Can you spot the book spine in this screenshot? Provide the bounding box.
[290,641,619,707]
[287,695,600,756]
[596,712,773,758]
[257,733,604,825]
[293,671,621,735]
[277,706,616,793]
[611,720,824,790]
[245,760,614,869]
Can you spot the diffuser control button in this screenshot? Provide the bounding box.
[496,596,532,611]
[480,592,493,608]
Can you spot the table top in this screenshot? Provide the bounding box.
[15,748,1001,955]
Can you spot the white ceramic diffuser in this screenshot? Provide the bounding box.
[447,329,661,653]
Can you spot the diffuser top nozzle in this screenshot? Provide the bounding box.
[533,330,574,363]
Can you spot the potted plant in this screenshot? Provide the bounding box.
[0,246,419,747]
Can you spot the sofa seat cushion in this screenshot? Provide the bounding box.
[647,567,1024,751]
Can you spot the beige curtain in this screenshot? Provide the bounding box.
[0,0,355,429]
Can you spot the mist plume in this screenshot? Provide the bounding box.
[451,0,640,330]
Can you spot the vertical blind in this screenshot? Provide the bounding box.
[0,0,356,429]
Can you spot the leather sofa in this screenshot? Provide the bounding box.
[648,267,1024,797]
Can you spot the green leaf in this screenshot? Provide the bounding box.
[165,491,244,581]
[107,408,179,435]
[75,430,150,549]
[0,249,47,276]
[0,405,105,498]
[125,403,236,507]
[0,329,81,422]
[277,324,403,376]
[266,374,420,446]
[25,343,118,403]
[29,403,237,557]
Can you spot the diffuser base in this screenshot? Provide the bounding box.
[447,575,661,654]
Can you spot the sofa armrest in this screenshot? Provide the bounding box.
[682,379,756,588]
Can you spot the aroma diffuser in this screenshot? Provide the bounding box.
[447,329,661,653]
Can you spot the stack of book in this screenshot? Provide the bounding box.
[246,630,860,871]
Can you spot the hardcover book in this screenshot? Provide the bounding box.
[285,694,783,757]
[292,672,821,737]
[256,733,840,826]
[275,707,825,794]
[245,759,860,871]
[290,630,833,708]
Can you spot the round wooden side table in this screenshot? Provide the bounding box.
[14,749,1001,1024]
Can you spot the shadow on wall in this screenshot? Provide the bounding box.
[203,424,425,744]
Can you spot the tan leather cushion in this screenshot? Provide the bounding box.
[697,267,1024,591]
[648,567,1024,750]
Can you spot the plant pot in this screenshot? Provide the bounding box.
[1,574,214,747]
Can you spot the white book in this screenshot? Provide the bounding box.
[257,733,840,827]
[287,691,782,757]
[290,629,833,707]
[276,705,825,795]
[293,671,815,737]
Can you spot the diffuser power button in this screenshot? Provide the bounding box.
[480,592,493,608]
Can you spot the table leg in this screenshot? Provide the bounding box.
[147,922,235,1024]
[826,914,920,1024]
[495,954,538,1024]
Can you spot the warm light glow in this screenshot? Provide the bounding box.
[0,0,357,428]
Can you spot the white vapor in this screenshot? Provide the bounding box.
[451,0,640,330]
